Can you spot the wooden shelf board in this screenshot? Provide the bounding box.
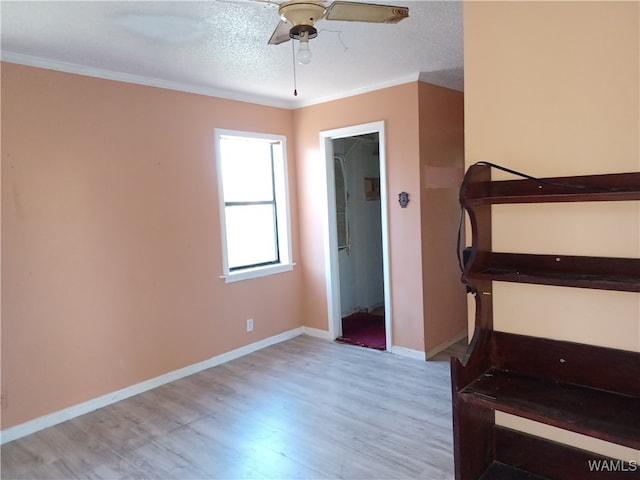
[465,252,640,292]
[473,268,639,292]
[459,368,640,450]
[463,172,640,205]
[467,191,640,205]
[493,425,640,480]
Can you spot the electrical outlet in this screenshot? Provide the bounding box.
[246,318,254,332]
[1,392,7,409]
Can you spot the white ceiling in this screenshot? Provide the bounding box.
[0,0,463,109]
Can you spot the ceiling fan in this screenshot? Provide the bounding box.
[267,1,409,64]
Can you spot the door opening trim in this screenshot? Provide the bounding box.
[319,121,392,350]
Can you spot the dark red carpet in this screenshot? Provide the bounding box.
[336,312,386,350]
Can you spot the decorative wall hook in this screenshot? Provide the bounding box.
[398,191,409,208]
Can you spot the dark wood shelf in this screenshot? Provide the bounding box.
[466,252,640,292]
[493,426,640,480]
[462,171,640,205]
[452,166,640,480]
[460,368,640,450]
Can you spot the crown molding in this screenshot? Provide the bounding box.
[418,70,464,92]
[1,51,296,109]
[291,72,421,108]
[1,51,445,110]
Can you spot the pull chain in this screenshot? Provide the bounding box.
[292,40,298,96]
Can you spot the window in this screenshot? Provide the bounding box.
[215,129,293,282]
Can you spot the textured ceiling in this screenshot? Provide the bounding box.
[0,0,463,108]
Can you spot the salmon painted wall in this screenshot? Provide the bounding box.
[464,1,639,460]
[1,63,301,429]
[294,82,465,353]
[2,64,466,429]
[418,82,466,355]
[293,83,425,351]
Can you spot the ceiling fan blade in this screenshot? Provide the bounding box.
[325,1,408,23]
[268,20,292,45]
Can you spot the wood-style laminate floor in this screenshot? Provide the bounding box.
[1,335,467,480]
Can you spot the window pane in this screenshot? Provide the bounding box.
[225,204,278,269]
[220,138,274,203]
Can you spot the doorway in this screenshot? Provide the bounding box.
[320,121,392,350]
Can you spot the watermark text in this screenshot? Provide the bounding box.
[588,459,638,473]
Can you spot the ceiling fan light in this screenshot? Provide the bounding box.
[289,24,318,41]
[297,39,312,64]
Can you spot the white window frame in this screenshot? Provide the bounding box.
[215,129,294,283]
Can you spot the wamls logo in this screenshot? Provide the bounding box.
[588,459,638,472]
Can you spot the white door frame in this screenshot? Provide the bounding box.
[319,121,392,350]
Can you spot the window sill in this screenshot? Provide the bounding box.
[220,262,295,283]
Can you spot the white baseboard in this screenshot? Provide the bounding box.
[306,329,424,360]
[302,326,332,339]
[1,327,447,444]
[425,329,468,359]
[390,345,425,360]
[0,326,305,445]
